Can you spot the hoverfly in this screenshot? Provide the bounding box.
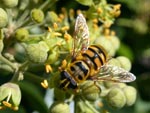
[59,14,136,90]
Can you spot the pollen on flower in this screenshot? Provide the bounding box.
[113,4,121,11]
[41,80,49,89]
[2,101,12,108]
[115,10,121,17]
[45,64,53,73]
[0,106,5,110]
[93,18,98,24]
[12,106,19,111]
[59,14,65,20]
[48,27,52,32]
[93,24,99,30]
[97,101,104,108]
[56,42,62,46]
[111,31,116,36]
[61,26,70,32]
[110,4,121,17]
[97,7,103,14]
[54,32,62,37]
[53,22,58,30]
[59,59,67,70]
[76,10,82,15]
[104,28,110,36]
[103,22,112,28]
[57,18,62,23]
[64,33,71,41]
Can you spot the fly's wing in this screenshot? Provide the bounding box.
[72,14,89,59]
[93,65,136,82]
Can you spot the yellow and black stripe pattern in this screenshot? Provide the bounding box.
[60,45,107,90]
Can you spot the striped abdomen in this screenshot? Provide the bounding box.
[60,45,107,90]
[82,45,107,76]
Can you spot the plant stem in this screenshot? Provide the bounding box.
[39,0,52,10]
[16,10,30,28]
[0,64,14,73]
[65,94,74,103]
[10,61,29,82]
[6,9,13,26]
[84,100,100,113]
[0,54,17,70]
[81,97,100,113]
[24,23,43,30]
[23,72,45,84]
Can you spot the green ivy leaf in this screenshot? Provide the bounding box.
[19,81,49,113]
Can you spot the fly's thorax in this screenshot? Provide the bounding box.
[69,60,90,83]
[60,70,78,90]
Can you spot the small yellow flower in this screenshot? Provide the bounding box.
[110,31,116,36]
[54,32,62,37]
[53,22,58,30]
[93,24,99,30]
[45,64,53,73]
[76,10,82,15]
[97,7,103,14]
[59,14,65,20]
[61,26,69,32]
[64,33,72,42]
[115,10,121,17]
[59,59,67,70]
[92,18,98,24]
[113,4,121,11]
[104,28,110,36]
[48,27,52,32]
[0,82,21,110]
[41,80,49,89]
[103,22,112,28]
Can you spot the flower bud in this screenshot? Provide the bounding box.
[94,36,116,56]
[0,8,8,28]
[49,101,70,113]
[103,81,116,88]
[107,87,126,109]
[19,0,29,10]
[26,41,49,63]
[116,56,131,71]
[107,58,121,67]
[46,11,58,23]
[109,35,120,50]
[31,9,44,23]
[115,83,127,89]
[123,86,137,106]
[104,81,127,89]
[2,0,18,8]
[0,82,21,110]
[15,28,29,42]
[81,81,100,101]
[46,50,59,64]
[44,36,64,50]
